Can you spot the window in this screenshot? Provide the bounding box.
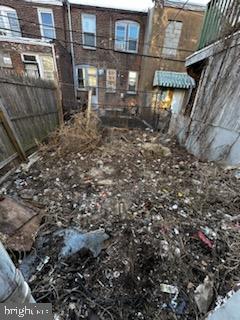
[22,54,40,78]
[0,6,21,37]
[106,69,117,92]
[0,52,12,68]
[162,21,182,56]
[115,21,140,53]
[81,14,96,48]
[38,8,55,40]
[76,65,97,95]
[41,55,55,80]
[127,71,138,93]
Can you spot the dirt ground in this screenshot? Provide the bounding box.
[1,126,240,320]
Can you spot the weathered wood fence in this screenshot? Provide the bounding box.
[0,70,62,176]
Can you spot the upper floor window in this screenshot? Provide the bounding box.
[38,8,55,40]
[115,20,140,53]
[0,6,21,37]
[162,20,182,57]
[81,14,96,49]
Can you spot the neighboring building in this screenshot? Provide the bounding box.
[139,0,205,114]
[0,0,206,119]
[0,0,75,111]
[0,37,57,79]
[68,2,147,111]
[171,0,240,165]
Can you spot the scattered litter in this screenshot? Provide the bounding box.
[21,153,40,173]
[142,142,171,157]
[207,290,240,320]
[2,128,240,319]
[234,171,240,179]
[36,256,50,272]
[160,284,178,295]
[194,275,214,314]
[55,228,109,258]
[197,230,214,249]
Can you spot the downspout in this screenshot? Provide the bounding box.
[65,0,77,98]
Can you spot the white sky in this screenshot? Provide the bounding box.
[69,0,209,12]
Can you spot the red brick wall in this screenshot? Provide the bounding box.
[0,0,75,110]
[0,41,52,74]
[70,5,147,109]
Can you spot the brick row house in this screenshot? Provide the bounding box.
[0,0,75,112]
[0,0,205,116]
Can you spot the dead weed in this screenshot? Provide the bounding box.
[40,113,102,155]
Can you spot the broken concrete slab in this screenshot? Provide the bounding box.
[0,196,42,251]
[207,290,240,320]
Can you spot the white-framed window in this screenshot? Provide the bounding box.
[81,14,96,49]
[76,65,97,95]
[22,54,55,80]
[115,20,140,53]
[162,20,183,56]
[106,69,117,92]
[22,54,40,78]
[127,71,138,93]
[38,8,55,40]
[0,52,12,68]
[0,6,21,37]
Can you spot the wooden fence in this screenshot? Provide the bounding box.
[0,70,62,176]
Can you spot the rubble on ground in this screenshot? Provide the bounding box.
[1,126,240,320]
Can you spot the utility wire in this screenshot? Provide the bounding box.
[0,26,186,62]
[0,12,194,53]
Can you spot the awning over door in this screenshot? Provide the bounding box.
[153,71,195,89]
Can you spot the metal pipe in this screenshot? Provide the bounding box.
[65,0,77,98]
[0,241,35,303]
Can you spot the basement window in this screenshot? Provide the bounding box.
[106,69,117,92]
[0,6,21,37]
[115,20,140,53]
[81,14,96,49]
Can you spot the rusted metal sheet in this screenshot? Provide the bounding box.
[0,196,43,251]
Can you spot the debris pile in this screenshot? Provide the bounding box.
[1,128,240,319]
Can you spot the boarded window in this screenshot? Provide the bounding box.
[0,52,12,68]
[106,69,116,92]
[41,56,55,80]
[162,21,182,57]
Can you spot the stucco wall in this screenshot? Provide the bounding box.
[175,32,240,165]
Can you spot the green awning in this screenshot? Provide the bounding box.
[153,71,195,89]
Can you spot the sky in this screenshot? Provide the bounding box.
[69,0,209,12]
